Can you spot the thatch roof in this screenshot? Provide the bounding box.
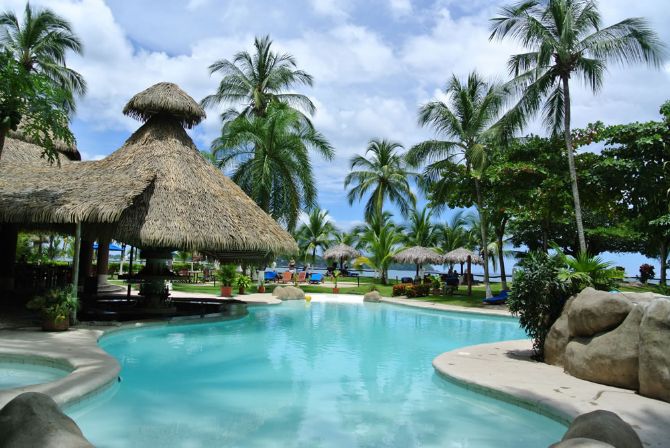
[0,159,153,224]
[123,82,206,129]
[3,136,77,164]
[8,121,81,161]
[323,243,360,260]
[443,248,483,265]
[393,246,444,265]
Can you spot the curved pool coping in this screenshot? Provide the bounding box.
[432,339,670,448]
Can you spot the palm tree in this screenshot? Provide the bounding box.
[357,214,402,285]
[201,35,315,122]
[404,206,438,248]
[296,208,336,263]
[406,72,512,298]
[345,139,416,221]
[333,229,360,249]
[0,2,86,111]
[212,103,334,231]
[438,211,471,255]
[490,0,665,253]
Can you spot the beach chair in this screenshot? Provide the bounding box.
[297,271,307,283]
[309,273,324,284]
[264,271,277,283]
[483,290,509,305]
[281,271,292,283]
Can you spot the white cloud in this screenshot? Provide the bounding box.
[389,0,412,17]
[309,0,349,20]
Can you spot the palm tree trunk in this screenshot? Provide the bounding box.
[562,76,587,254]
[497,234,507,291]
[474,179,493,298]
[660,240,668,286]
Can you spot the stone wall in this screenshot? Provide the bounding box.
[545,287,670,403]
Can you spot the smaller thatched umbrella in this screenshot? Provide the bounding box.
[323,244,360,270]
[443,248,483,274]
[393,246,444,279]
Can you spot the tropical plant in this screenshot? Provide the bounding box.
[490,0,665,253]
[201,35,314,122]
[235,274,252,291]
[404,206,438,248]
[507,251,575,359]
[639,264,655,284]
[406,72,514,298]
[26,287,79,323]
[437,211,472,256]
[332,269,340,288]
[217,264,237,287]
[356,214,403,285]
[557,251,623,291]
[0,3,86,112]
[212,102,334,230]
[296,207,336,263]
[345,139,416,220]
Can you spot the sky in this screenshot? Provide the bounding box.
[4,0,670,276]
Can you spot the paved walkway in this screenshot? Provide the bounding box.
[381,296,512,317]
[433,339,670,448]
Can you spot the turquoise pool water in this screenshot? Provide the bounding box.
[0,361,68,390]
[69,301,565,447]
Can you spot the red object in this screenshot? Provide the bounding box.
[220,286,233,297]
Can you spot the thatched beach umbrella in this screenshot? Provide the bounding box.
[443,248,483,273]
[323,243,360,270]
[393,246,444,279]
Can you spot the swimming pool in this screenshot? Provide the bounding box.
[69,300,565,447]
[0,361,69,390]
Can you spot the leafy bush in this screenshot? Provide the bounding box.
[217,265,237,286]
[508,251,576,360]
[26,288,79,322]
[555,250,623,291]
[392,283,429,297]
[639,264,655,284]
[235,274,252,290]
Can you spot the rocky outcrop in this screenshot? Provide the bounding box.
[545,296,576,366]
[557,410,642,448]
[568,288,633,337]
[564,305,643,389]
[639,298,670,402]
[363,291,382,302]
[272,285,305,300]
[0,392,94,448]
[550,438,614,447]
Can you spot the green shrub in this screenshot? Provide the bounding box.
[391,283,429,297]
[508,251,576,360]
[217,265,237,286]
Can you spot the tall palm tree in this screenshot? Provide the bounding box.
[406,72,513,298]
[438,210,472,254]
[404,206,438,248]
[490,0,665,253]
[0,2,86,111]
[212,103,334,231]
[202,35,315,122]
[345,139,416,221]
[296,208,336,263]
[333,229,360,249]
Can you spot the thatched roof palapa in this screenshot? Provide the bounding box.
[393,246,444,265]
[9,120,81,161]
[323,244,360,261]
[443,247,483,265]
[123,82,206,129]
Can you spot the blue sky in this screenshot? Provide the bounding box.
[5,0,670,276]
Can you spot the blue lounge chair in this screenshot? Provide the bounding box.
[264,271,277,283]
[483,289,509,305]
[309,273,323,284]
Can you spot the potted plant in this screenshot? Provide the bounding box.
[332,269,341,294]
[430,275,442,295]
[236,274,252,295]
[258,276,266,293]
[218,264,237,297]
[26,288,79,331]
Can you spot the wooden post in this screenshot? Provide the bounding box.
[467,255,472,296]
[127,246,134,298]
[72,222,81,298]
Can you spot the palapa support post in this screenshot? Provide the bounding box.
[127,246,134,298]
[96,237,111,290]
[0,224,18,291]
[72,222,82,298]
[467,255,472,296]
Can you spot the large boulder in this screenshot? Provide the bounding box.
[638,298,670,402]
[545,295,577,366]
[568,288,633,337]
[363,291,382,302]
[0,392,94,448]
[550,438,614,447]
[272,285,305,300]
[564,305,643,389]
[559,410,642,448]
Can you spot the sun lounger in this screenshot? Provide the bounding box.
[281,271,293,283]
[309,273,323,284]
[297,271,307,283]
[264,271,277,282]
[483,290,509,305]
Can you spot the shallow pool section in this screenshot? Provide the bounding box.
[0,361,68,390]
[70,301,565,447]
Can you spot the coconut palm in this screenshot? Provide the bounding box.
[406,72,512,298]
[296,208,336,263]
[0,2,86,111]
[403,206,438,248]
[202,35,315,122]
[357,215,402,285]
[333,230,360,249]
[438,211,474,255]
[212,103,334,231]
[490,0,665,253]
[345,139,416,221]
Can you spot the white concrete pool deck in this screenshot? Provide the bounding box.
[1,294,668,448]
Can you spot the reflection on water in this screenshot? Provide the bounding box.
[69,302,565,447]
